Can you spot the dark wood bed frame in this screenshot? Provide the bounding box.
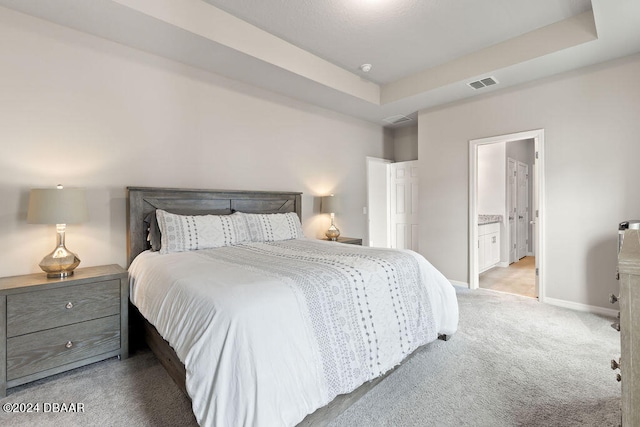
[126,186,448,426]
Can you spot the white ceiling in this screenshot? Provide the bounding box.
[2,0,640,127]
[203,0,593,84]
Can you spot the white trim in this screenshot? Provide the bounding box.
[469,129,545,303]
[469,142,478,288]
[544,297,618,318]
[497,261,509,268]
[448,279,469,288]
[534,132,545,302]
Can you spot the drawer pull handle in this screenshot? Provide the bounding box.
[611,358,621,370]
[65,341,73,349]
[65,302,73,309]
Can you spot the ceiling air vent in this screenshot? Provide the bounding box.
[467,76,499,90]
[383,114,412,125]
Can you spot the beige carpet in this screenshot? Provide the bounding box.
[480,256,537,298]
[0,287,620,426]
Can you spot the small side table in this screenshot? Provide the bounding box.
[0,264,128,397]
[322,237,363,245]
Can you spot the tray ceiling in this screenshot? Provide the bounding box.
[1,0,640,126]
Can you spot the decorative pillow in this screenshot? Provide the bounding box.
[156,209,250,254]
[144,211,162,251]
[145,208,234,251]
[235,212,304,242]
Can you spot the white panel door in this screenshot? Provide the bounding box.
[507,158,517,263]
[366,157,392,248]
[390,161,419,251]
[517,161,529,259]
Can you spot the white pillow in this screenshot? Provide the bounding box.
[156,209,250,254]
[234,212,304,242]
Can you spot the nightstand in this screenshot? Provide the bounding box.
[0,264,128,397]
[323,237,363,245]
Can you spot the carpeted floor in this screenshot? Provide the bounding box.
[0,287,621,426]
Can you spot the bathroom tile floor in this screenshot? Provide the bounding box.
[479,256,537,298]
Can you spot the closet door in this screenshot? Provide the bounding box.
[508,158,517,263]
[390,161,419,251]
[517,161,529,259]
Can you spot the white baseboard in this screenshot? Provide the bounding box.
[497,262,509,268]
[448,279,617,317]
[448,279,469,288]
[544,297,618,318]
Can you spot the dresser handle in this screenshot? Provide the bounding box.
[611,358,621,370]
[65,302,73,309]
[65,341,73,349]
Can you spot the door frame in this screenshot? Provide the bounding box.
[469,129,545,301]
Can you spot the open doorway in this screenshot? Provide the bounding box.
[469,130,545,302]
[366,157,419,250]
[476,141,535,298]
[366,157,392,248]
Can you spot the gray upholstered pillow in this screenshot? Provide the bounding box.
[156,209,251,254]
[234,212,304,242]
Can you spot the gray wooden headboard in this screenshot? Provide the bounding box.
[126,187,302,267]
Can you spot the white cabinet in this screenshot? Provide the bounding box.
[478,222,500,273]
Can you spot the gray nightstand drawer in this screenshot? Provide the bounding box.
[6,315,120,381]
[7,280,121,338]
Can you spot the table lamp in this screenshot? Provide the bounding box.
[321,194,341,241]
[27,185,88,278]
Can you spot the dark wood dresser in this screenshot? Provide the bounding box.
[617,230,640,426]
[0,264,128,397]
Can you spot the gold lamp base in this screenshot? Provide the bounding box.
[325,224,340,241]
[39,225,81,278]
[39,247,80,278]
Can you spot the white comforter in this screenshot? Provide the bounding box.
[129,238,458,427]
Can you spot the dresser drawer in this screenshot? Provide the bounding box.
[6,315,120,381]
[7,280,120,337]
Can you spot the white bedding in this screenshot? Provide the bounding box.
[129,238,458,427]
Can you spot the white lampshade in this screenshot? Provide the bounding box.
[27,187,88,225]
[321,194,340,214]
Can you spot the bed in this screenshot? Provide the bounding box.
[126,187,458,427]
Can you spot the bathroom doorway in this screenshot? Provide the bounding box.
[469,130,545,301]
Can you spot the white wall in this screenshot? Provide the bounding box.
[0,7,391,277]
[419,53,640,309]
[393,125,418,161]
[477,142,506,215]
[477,142,507,264]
